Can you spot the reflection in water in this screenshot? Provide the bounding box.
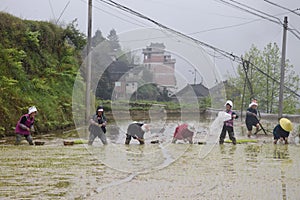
[1,142,300,198]
[219,145,237,177]
[244,144,262,157]
[244,144,262,172]
[219,145,237,155]
[273,145,289,160]
[272,145,290,200]
[2,114,300,199]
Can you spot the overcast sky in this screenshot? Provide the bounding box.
[1,0,300,87]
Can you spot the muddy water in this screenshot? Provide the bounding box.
[1,118,300,199]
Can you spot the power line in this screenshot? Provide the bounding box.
[98,0,240,61]
[188,19,260,35]
[95,0,300,97]
[228,0,283,24]
[119,19,261,43]
[93,0,150,28]
[247,60,300,98]
[119,9,292,43]
[263,0,300,17]
[214,0,300,40]
[214,0,282,25]
[48,0,56,20]
[79,0,149,28]
[56,1,70,24]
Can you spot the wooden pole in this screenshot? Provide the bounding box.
[278,16,288,119]
[86,0,92,123]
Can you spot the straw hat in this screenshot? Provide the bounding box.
[279,118,293,132]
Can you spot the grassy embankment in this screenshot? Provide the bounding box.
[0,12,85,136]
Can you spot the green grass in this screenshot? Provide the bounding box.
[225,139,258,144]
[73,139,88,144]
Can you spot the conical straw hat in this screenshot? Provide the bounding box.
[279,118,293,132]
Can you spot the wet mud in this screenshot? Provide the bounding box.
[1,118,300,199]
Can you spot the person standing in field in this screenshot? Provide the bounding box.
[15,106,37,145]
[88,106,107,145]
[219,100,238,145]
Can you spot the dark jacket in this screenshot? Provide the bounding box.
[246,107,259,125]
[89,106,107,133]
[127,123,145,138]
[273,124,289,139]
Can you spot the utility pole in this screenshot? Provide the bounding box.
[86,0,92,124]
[278,16,288,119]
[189,68,197,85]
[193,68,196,85]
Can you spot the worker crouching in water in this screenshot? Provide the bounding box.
[219,100,238,145]
[88,106,107,145]
[125,122,150,145]
[172,124,195,144]
[15,106,38,145]
[245,102,260,138]
[273,118,293,144]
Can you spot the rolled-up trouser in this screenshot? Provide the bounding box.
[15,134,33,145]
[88,130,107,145]
[219,125,236,144]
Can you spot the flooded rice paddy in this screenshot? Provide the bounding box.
[1,118,300,199]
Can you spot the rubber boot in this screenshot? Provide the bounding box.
[125,138,131,145]
[219,139,224,145]
[232,138,237,145]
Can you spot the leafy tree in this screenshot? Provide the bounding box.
[63,19,86,51]
[133,84,160,101]
[107,29,121,51]
[92,29,105,47]
[228,43,299,114]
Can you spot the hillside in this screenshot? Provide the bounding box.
[0,12,86,136]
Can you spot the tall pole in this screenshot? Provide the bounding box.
[194,68,196,85]
[86,0,92,124]
[278,16,288,119]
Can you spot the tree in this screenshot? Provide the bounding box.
[91,29,105,47]
[228,43,299,114]
[64,19,86,51]
[132,84,160,101]
[107,29,120,51]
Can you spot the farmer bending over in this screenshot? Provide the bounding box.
[273,118,293,144]
[172,123,195,144]
[125,122,150,145]
[15,106,37,145]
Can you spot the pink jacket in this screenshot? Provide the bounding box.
[15,114,34,135]
[224,110,234,127]
[173,124,194,140]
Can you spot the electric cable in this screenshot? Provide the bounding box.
[214,0,300,40]
[263,0,300,17]
[94,0,300,97]
[94,0,150,27]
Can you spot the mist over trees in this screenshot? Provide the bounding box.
[227,43,300,114]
